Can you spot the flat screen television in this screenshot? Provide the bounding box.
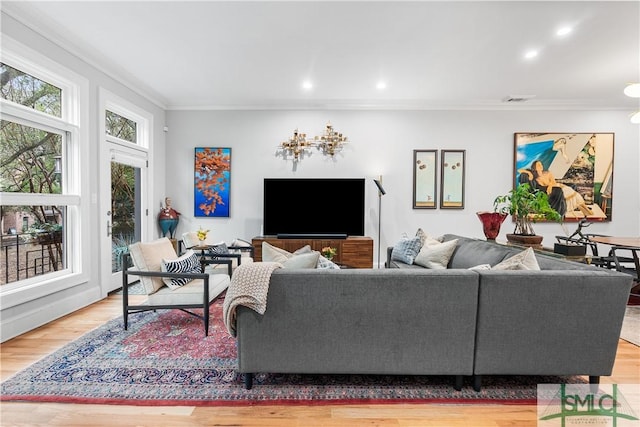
[263,178,365,238]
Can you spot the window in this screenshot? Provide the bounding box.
[106,110,137,144]
[0,40,85,290]
[0,62,62,117]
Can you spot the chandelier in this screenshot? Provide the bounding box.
[276,122,348,162]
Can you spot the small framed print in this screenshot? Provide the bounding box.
[440,150,465,209]
[413,150,437,209]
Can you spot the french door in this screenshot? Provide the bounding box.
[100,146,148,294]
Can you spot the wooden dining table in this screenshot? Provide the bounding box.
[588,236,640,248]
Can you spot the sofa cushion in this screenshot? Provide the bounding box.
[161,249,202,289]
[414,239,458,269]
[129,237,178,294]
[391,236,422,265]
[294,245,340,269]
[493,247,540,270]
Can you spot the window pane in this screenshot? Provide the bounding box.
[0,63,62,117]
[0,120,63,193]
[111,162,140,273]
[106,110,137,143]
[0,205,67,285]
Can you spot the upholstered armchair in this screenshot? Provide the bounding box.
[122,237,231,336]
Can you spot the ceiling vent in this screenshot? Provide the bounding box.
[502,95,536,103]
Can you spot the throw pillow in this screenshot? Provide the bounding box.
[493,247,541,271]
[160,250,201,290]
[415,228,444,246]
[261,242,291,263]
[468,264,492,270]
[391,236,422,265]
[413,239,458,269]
[294,245,339,269]
[282,252,320,269]
[415,228,428,246]
[207,241,229,258]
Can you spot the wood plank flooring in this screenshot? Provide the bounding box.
[1,294,638,427]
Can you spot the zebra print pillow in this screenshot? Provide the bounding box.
[161,250,201,289]
[207,242,229,258]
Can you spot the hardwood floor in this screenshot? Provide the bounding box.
[1,294,638,427]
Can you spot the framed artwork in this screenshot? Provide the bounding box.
[440,150,465,209]
[413,150,437,209]
[514,133,614,222]
[194,147,231,217]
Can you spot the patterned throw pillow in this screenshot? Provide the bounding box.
[493,247,540,270]
[391,236,422,265]
[413,239,458,269]
[207,242,229,258]
[160,250,202,289]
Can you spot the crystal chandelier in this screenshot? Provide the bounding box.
[276,122,348,162]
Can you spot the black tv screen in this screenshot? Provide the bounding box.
[263,178,365,238]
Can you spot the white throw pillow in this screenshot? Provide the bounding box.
[294,245,339,269]
[468,264,492,270]
[413,239,458,269]
[493,247,540,271]
[262,242,291,263]
[282,252,320,269]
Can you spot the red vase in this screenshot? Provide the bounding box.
[476,212,507,240]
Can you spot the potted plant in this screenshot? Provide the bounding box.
[493,183,562,245]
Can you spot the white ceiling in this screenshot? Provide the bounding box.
[3,1,640,111]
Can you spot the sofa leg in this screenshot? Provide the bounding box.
[589,375,600,393]
[244,373,253,390]
[454,375,463,391]
[473,375,482,392]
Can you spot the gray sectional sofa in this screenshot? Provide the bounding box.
[234,234,632,390]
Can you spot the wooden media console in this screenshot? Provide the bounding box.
[251,236,374,268]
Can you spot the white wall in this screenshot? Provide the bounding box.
[166,109,640,266]
[0,12,167,341]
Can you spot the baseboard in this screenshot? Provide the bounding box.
[0,284,101,342]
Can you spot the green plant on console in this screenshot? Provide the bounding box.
[493,183,562,236]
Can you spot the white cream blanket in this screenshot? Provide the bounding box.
[222,261,282,337]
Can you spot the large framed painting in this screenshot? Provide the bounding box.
[514,133,614,222]
[413,149,437,209]
[194,147,231,217]
[440,150,465,209]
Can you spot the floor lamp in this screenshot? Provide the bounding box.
[373,178,386,268]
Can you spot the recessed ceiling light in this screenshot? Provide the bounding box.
[376,81,387,90]
[302,81,313,90]
[524,50,539,60]
[624,83,640,98]
[556,26,573,37]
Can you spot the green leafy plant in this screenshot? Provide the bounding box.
[493,183,562,236]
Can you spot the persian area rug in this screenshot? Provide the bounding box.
[1,298,585,406]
